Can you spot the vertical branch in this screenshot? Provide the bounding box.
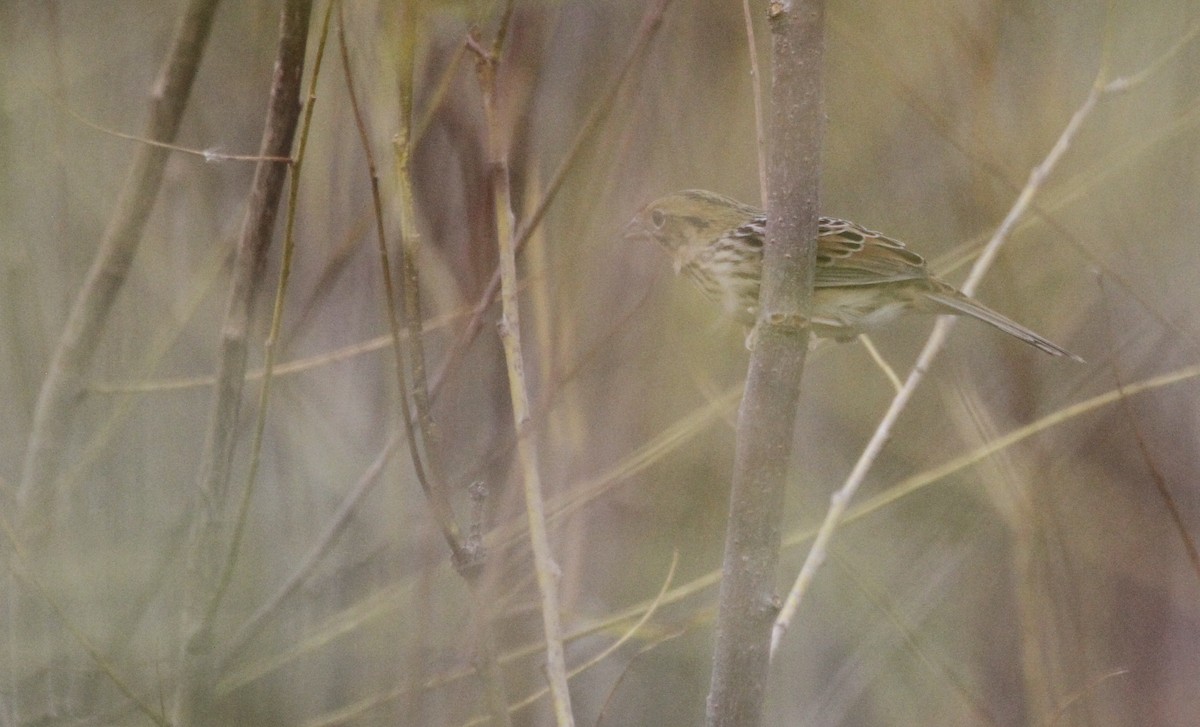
[771,53,1135,659]
[469,15,576,727]
[344,3,509,722]
[428,0,672,402]
[340,0,463,557]
[705,1,824,726]
[741,0,768,205]
[8,5,218,721]
[212,0,336,628]
[17,0,221,536]
[340,0,465,561]
[172,2,313,725]
[392,2,461,553]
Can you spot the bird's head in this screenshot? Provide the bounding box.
[623,190,760,252]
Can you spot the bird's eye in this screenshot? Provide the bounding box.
[650,209,666,228]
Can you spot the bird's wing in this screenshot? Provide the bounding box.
[815,217,930,287]
[730,216,766,245]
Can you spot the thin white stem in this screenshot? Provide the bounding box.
[771,67,1112,659]
[475,18,576,724]
[741,0,768,205]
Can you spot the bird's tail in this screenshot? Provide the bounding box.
[922,288,1083,361]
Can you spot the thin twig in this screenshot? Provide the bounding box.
[57,102,292,162]
[219,432,402,671]
[1044,668,1130,726]
[741,0,768,205]
[1096,276,1200,584]
[18,0,221,535]
[458,554,680,727]
[471,4,576,721]
[489,385,742,556]
[338,0,463,557]
[207,0,335,629]
[392,2,464,559]
[857,335,903,394]
[830,14,1200,354]
[171,2,313,724]
[593,627,691,727]
[821,362,1200,537]
[429,0,673,402]
[90,307,469,395]
[770,50,1141,655]
[240,337,1200,711]
[1102,11,1200,92]
[344,5,509,722]
[345,359,1200,714]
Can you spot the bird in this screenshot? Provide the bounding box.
[624,189,1081,360]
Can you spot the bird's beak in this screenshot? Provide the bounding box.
[623,213,649,243]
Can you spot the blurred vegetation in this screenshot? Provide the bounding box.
[2,0,1199,725]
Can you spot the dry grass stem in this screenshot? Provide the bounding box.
[766,12,1200,653]
[172,3,313,723]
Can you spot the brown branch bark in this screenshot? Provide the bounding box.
[705,2,825,726]
[172,2,312,724]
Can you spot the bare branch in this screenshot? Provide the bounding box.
[18,0,221,536]
[172,2,314,724]
[473,7,574,724]
[771,54,1140,656]
[429,0,673,402]
[705,2,825,726]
